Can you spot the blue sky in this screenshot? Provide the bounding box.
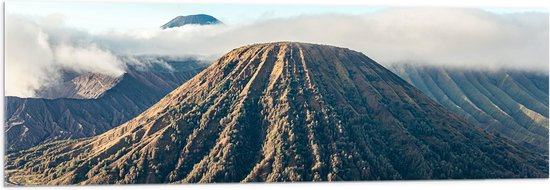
[6,1,547,33]
[6,2,383,33]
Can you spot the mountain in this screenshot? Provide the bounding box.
[4,60,206,151]
[161,14,222,29]
[5,42,547,185]
[389,64,549,153]
[35,73,121,99]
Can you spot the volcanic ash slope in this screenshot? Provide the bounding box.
[6,42,548,185]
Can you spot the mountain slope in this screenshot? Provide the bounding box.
[6,42,547,185]
[161,14,221,29]
[5,65,205,151]
[389,64,549,153]
[35,73,121,99]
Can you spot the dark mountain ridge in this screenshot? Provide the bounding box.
[161,14,222,29]
[389,64,549,153]
[5,61,206,151]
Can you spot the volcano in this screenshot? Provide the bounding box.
[6,42,547,185]
[160,14,221,29]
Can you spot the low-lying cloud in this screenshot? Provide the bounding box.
[5,14,125,97]
[5,8,548,97]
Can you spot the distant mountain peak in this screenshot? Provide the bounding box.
[161,14,222,29]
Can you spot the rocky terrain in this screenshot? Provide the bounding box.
[4,60,206,151]
[389,64,549,153]
[5,42,547,185]
[36,73,121,99]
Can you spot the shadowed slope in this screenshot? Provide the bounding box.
[390,64,549,153]
[6,42,547,185]
[5,65,204,151]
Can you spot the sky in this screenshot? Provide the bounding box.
[5,1,547,33]
[4,1,549,97]
[6,2,386,33]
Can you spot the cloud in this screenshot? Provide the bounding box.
[5,8,548,97]
[54,44,125,76]
[5,14,125,97]
[95,8,548,72]
[5,15,57,97]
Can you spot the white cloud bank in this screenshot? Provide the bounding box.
[5,14,125,97]
[5,8,548,97]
